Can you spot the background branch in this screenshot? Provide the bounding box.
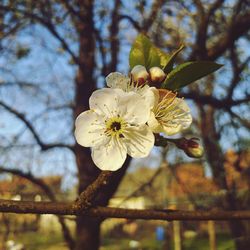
[0,101,74,151]
[181,92,250,109]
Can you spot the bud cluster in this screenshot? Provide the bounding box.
[131,65,166,85]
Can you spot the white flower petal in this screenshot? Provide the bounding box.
[140,86,157,110]
[106,72,129,91]
[118,91,151,125]
[89,88,119,117]
[75,110,108,147]
[150,87,160,111]
[177,98,191,113]
[162,114,192,135]
[162,98,192,135]
[124,125,155,158]
[147,111,163,133]
[92,137,127,171]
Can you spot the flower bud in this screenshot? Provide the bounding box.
[149,66,166,83]
[185,143,204,158]
[177,138,204,158]
[131,65,149,84]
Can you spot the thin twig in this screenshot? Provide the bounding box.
[0,101,74,151]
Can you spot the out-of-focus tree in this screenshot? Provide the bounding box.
[127,1,250,249]
[0,0,249,250]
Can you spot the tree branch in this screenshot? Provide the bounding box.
[181,92,250,109]
[207,0,225,19]
[0,166,54,199]
[117,149,168,207]
[59,0,81,20]
[0,4,80,65]
[227,46,250,101]
[0,101,74,151]
[142,0,165,32]
[73,171,113,210]
[192,0,225,60]
[94,28,108,77]
[118,166,164,207]
[119,15,142,31]
[0,170,250,223]
[0,199,249,221]
[0,166,75,250]
[227,108,250,130]
[207,12,250,60]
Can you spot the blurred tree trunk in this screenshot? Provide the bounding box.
[200,105,250,250]
[73,1,99,249]
[2,214,10,249]
[73,1,129,249]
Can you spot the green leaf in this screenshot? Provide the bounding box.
[129,34,161,69]
[148,46,161,68]
[156,48,170,68]
[163,44,185,74]
[162,61,223,90]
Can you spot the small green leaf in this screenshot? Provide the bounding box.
[163,44,185,74]
[156,48,170,68]
[162,61,223,90]
[148,46,161,68]
[129,34,161,69]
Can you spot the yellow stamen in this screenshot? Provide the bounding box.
[105,116,126,137]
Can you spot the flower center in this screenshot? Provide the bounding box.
[110,121,121,131]
[105,116,126,137]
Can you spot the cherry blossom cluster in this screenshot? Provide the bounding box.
[74,65,193,171]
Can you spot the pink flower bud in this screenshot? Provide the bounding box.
[177,138,204,158]
[131,65,149,84]
[149,67,166,83]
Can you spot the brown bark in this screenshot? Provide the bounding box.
[200,106,250,250]
[75,217,101,250]
[1,199,250,220]
[109,0,121,72]
[73,1,100,248]
[73,1,130,249]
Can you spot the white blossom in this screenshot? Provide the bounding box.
[75,88,154,171]
[106,72,155,108]
[147,89,192,135]
[106,72,192,137]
